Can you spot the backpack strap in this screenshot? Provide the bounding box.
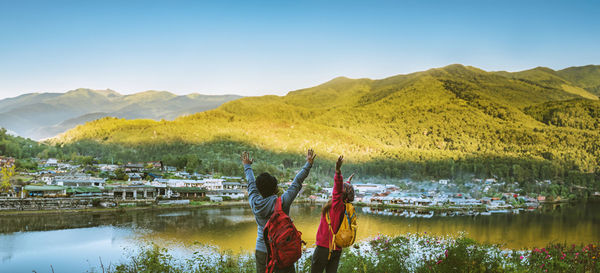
[325,211,335,260]
[274,196,283,213]
[265,196,283,273]
[325,201,347,260]
[264,220,274,273]
[346,203,357,245]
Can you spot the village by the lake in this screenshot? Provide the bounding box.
[1,155,600,273]
[2,1,600,272]
[2,155,597,215]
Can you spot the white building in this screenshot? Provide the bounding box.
[353,183,386,195]
[98,164,120,172]
[54,175,106,187]
[174,171,191,178]
[222,182,246,190]
[42,176,54,185]
[219,189,245,199]
[485,178,497,184]
[44,158,58,167]
[153,178,209,188]
[202,178,224,191]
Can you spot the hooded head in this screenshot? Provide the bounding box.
[256,172,278,198]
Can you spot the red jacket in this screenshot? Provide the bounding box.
[315,171,345,250]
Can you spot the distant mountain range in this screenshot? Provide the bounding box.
[53,65,600,177]
[0,89,242,140]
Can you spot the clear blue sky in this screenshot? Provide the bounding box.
[1,0,598,99]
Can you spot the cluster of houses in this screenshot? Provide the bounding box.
[14,159,248,202]
[0,156,16,169]
[6,158,592,212]
[314,179,542,213]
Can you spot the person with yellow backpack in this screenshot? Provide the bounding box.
[311,155,357,273]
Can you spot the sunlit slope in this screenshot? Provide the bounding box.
[54,65,600,167]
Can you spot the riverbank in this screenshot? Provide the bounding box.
[94,233,600,273]
[0,197,584,217]
[0,200,249,216]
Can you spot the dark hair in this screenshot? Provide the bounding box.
[256,172,278,198]
[321,183,355,216]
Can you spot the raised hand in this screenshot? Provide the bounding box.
[241,151,253,165]
[335,155,343,172]
[347,173,355,182]
[306,148,317,165]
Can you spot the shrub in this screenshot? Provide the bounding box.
[94,235,600,273]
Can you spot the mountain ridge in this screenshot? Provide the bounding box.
[53,65,600,179]
[0,89,242,139]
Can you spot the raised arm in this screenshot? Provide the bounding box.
[332,155,344,201]
[241,152,259,209]
[281,149,316,211]
[346,173,355,184]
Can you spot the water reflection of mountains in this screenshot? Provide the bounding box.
[0,207,256,233]
[1,203,599,244]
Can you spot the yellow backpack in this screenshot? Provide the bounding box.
[326,202,357,258]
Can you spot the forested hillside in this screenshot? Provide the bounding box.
[47,64,600,191]
[0,129,45,170]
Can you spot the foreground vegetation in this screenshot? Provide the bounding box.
[89,234,600,273]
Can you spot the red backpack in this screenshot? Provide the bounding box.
[263,197,305,273]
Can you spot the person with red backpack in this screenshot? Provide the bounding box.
[242,149,316,273]
[311,155,356,273]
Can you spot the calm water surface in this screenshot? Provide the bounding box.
[1,202,599,273]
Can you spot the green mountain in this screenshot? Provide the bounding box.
[52,65,600,189]
[0,89,242,140]
[557,65,600,96]
[525,98,600,130]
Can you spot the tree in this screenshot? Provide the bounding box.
[114,168,129,181]
[1,164,15,193]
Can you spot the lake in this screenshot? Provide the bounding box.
[1,202,599,273]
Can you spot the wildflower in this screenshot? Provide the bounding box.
[546,254,550,259]
[436,260,442,264]
[519,256,524,260]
